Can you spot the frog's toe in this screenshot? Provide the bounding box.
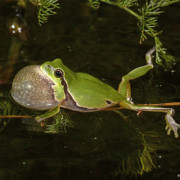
[35,116,45,123]
[165,114,180,138]
[165,125,171,135]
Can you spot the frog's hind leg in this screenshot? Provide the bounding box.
[118,47,155,102]
[118,47,180,138]
[119,102,180,138]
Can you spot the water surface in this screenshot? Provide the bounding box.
[0,1,180,179]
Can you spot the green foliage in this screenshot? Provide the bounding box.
[155,36,175,68]
[138,0,180,41]
[99,0,179,68]
[0,96,72,134]
[137,0,178,68]
[100,0,138,8]
[0,98,14,132]
[117,0,138,8]
[35,0,179,67]
[0,99,13,117]
[45,110,73,134]
[37,0,60,25]
[88,0,100,10]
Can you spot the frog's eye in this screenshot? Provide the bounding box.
[54,69,63,78]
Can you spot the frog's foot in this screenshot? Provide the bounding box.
[165,113,180,138]
[35,116,46,123]
[35,106,61,123]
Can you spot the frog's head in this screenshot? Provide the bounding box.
[41,58,65,88]
[11,58,68,110]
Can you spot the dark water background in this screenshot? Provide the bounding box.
[0,0,180,179]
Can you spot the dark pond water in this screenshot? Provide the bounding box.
[0,0,180,179]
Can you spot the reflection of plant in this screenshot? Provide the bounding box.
[0,95,178,176]
[45,110,73,134]
[0,98,14,132]
[109,124,156,176]
[0,96,72,134]
[113,146,155,176]
[138,134,155,174]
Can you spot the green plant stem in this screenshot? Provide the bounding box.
[123,6,141,20]
[100,0,141,20]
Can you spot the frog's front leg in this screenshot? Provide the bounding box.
[118,47,180,138]
[35,105,61,123]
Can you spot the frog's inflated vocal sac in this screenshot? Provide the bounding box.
[11,47,180,138]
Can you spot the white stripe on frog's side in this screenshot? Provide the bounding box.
[48,64,117,112]
[59,75,98,112]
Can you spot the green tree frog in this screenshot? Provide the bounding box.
[11,47,180,137]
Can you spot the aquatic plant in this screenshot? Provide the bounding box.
[89,0,179,68]
[38,0,60,25]
[30,0,179,68]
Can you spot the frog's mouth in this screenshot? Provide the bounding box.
[11,65,59,110]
